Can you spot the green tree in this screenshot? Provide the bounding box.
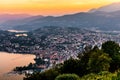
[80,71,116,80]
[24,69,59,80]
[87,49,111,73]
[55,74,80,80]
[34,57,45,65]
[79,46,111,74]
[102,41,120,72]
[60,57,81,76]
[102,41,120,57]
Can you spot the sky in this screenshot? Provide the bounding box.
[0,0,120,16]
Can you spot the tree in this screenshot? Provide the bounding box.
[79,46,111,74]
[80,71,116,80]
[34,57,45,65]
[102,41,120,57]
[24,69,59,80]
[55,74,80,80]
[102,41,120,72]
[60,57,81,76]
[87,49,111,73]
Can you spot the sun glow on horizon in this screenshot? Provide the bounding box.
[0,0,120,16]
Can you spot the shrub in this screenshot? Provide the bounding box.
[55,74,80,80]
[80,71,117,80]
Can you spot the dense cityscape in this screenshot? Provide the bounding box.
[0,26,120,73]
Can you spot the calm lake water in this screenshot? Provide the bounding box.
[0,52,35,80]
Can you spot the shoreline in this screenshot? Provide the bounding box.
[0,51,35,55]
[0,52,35,80]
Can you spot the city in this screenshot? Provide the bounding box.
[0,27,120,74]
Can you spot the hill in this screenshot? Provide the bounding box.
[1,2,120,31]
[89,2,120,12]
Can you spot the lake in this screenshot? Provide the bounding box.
[0,52,35,80]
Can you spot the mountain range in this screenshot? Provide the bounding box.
[1,2,120,31]
[0,14,31,23]
[89,2,120,13]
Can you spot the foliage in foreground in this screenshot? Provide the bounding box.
[24,69,59,80]
[80,71,116,80]
[55,74,80,80]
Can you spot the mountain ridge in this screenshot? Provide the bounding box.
[89,2,120,13]
[1,2,120,31]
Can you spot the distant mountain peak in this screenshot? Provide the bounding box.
[89,2,120,13]
[0,14,32,24]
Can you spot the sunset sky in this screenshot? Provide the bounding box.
[0,0,120,16]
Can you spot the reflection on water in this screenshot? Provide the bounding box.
[0,52,35,80]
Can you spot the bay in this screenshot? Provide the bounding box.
[0,52,35,80]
